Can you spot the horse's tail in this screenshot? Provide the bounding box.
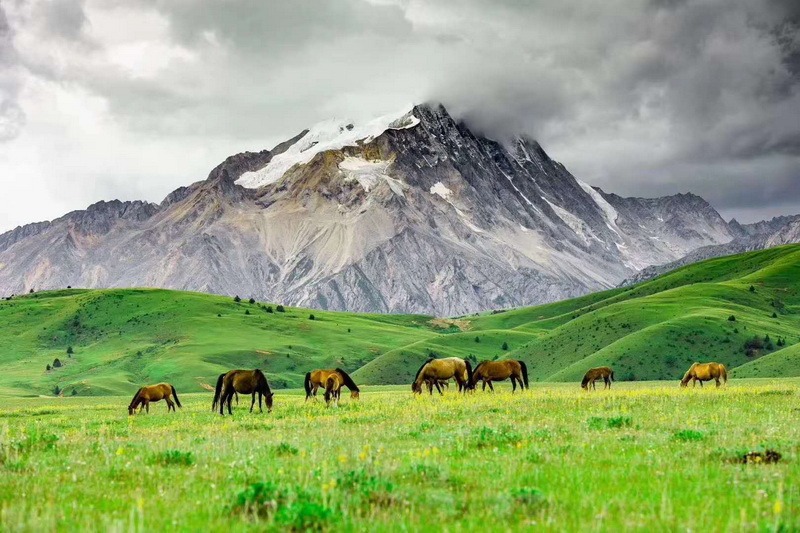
[128,387,143,410]
[304,372,313,399]
[610,369,615,381]
[518,360,529,389]
[720,364,728,384]
[171,385,182,408]
[212,373,225,410]
[335,368,359,392]
[464,359,474,389]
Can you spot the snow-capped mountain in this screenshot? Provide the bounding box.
[0,104,739,314]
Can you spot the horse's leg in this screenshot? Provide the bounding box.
[145,400,150,414]
[482,381,487,392]
[166,397,174,412]
[488,381,495,392]
[511,377,517,393]
[226,389,234,415]
[715,378,721,388]
[250,392,256,413]
[259,392,263,413]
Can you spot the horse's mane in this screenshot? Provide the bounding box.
[128,387,143,409]
[335,368,359,392]
[413,357,435,382]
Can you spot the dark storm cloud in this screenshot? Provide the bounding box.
[1,0,799,228]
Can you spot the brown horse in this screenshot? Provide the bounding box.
[128,383,182,415]
[471,360,529,392]
[213,369,274,415]
[412,357,473,395]
[680,362,727,388]
[305,369,360,401]
[581,367,614,391]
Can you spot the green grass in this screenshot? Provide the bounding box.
[1,381,798,531]
[1,245,799,397]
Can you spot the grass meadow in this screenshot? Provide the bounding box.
[1,379,798,532]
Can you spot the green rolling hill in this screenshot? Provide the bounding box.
[1,245,799,397]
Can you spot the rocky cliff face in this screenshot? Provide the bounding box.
[0,104,739,314]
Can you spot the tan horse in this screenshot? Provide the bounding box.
[412,357,473,395]
[471,360,529,392]
[213,369,274,415]
[581,367,614,391]
[680,362,727,388]
[305,369,360,402]
[128,383,182,415]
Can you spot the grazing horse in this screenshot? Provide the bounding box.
[128,383,182,415]
[412,357,473,395]
[304,369,360,401]
[680,362,727,388]
[581,366,615,391]
[321,369,360,406]
[471,360,529,392]
[213,369,274,415]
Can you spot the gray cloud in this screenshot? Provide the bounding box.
[0,0,798,231]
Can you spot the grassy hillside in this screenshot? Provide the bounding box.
[1,245,799,396]
[357,244,800,383]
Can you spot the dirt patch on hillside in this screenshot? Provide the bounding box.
[429,318,472,331]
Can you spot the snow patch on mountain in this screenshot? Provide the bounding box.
[339,157,405,196]
[237,108,419,189]
[577,178,621,238]
[429,182,452,200]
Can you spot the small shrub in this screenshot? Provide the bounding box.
[265,306,273,313]
[588,416,632,430]
[248,297,255,304]
[245,310,250,315]
[474,336,480,343]
[511,487,546,508]
[309,314,315,320]
[217,313,222,317]
[52,358,62,368]
[71,389,77,396]
[728,315,736,322]
[152,450,195,467]
[502,341,509,351]
[234,295,241,303]
[46,364,51,371]
[772,312,778,318]
[272,443,299,456]
[749,285,755,292]
[673,429,705,442]
[276,305,285,313]
[52,385,61,396]
[66,346,74,355]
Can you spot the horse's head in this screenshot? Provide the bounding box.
[350,390,360,400]
[128,405,135,415]
[411,382,422,394]
[265,392,274,412]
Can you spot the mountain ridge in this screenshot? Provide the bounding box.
[0,103,770,314]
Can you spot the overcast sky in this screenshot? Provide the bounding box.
[1,0,799,233]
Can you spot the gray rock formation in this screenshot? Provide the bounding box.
[0,104,739,314]
[620,214,800,286]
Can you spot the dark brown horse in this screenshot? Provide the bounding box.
[412,357,473,395]
[471,360,529,392]
[305,369,360,401]
[581,367,614,391]
[680,362,727,388]
[128,383,182,415]
[213,369,274,415]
